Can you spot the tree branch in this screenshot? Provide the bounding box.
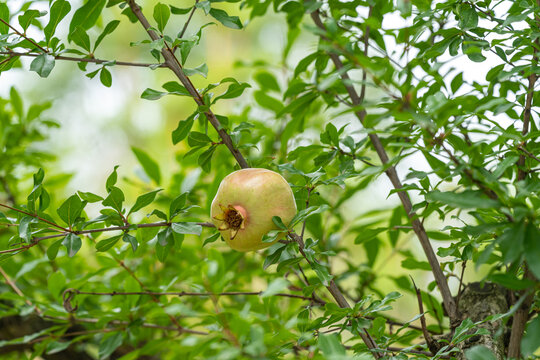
[0,50,166,68]
[0,211,215,255]
[0,17,48,53]
[178,0,199,39]
[62,288,325,304]
[0,203,69,232]
[126,0,249,169]
[309,9,458,325]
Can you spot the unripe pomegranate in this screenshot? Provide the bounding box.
[210,168,297,252]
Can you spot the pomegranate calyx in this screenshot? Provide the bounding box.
[212,204,246,240]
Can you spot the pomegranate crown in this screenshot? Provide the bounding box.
[212,204,245,240]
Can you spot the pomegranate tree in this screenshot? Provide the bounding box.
[210,168,297,252]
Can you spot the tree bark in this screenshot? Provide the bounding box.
[456,282,509,359]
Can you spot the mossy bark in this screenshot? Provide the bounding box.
[456,282,509,359]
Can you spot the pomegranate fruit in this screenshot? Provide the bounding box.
[210,168,297,252]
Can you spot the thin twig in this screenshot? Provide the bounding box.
[0,203,69,232]
[62,288,325,304]
[517,145,540,163]
[0,218,215,254]
[0,17,48,53]
[358,6,373,103]
[411,277,438,355]
[456,261,467,309]
[178,0,199,39]
[516,73,538,180]
[0,51,167,68]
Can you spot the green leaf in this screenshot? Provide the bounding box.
[172,117,195,144]
[261,278,289,298]
[18,10,42,31]
[70,27,91,52]
[46,341,71,355]
[277,93,318,117]
[45,0,72,43]
[183,63,208,78]
[497,222,525,264]
[102,187,125,213]
[524,224,540,279]
[254,71,280,92]
[459,4,478,30]
[209,8,242,29]
[198,146,216,172]
[150,209,168,221]
[195,0,211,14]
[62,233,82,257]
[203,232,220,246]
[18,216,33,242]
[57,194,86,226]
[170,5,192,15]
[488,273,534,290]
[311,262,333,286]
[141,88,166,100]
[9,87,23,120]
[290,205,329,226]
[213,82,251,102]
[30,54,56,78]
[47,239,63,260]
[521,316,540,356]
[451,72,463,93]
[47,271,66,298]
[294,52,318,77]
[69,0,107,36]
[254,91,283,113]
[426,190,499,209]
[465,345,496,360]
[129,189,162,215]
[169,193,187,220]
[98,332,123,360]
[94,20,120,51]
[272,216,288,230]
[0,3,9,34]
[155,229,173,262]
[401,258,432,271]
[493,155,519,178]
[262,230,282,243]
[318,334,346,356]
[171,222,202,236]
[77,191,103,203]
[153,2,170,33]
[131,147,161,184]
[162,81,191,96]
[100,67,112,87]
[188,132,212,147]
[123,233,138,252]
[96,235,122,252]
[106,165,119,191]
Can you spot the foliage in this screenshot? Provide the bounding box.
[0,0,539,359]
